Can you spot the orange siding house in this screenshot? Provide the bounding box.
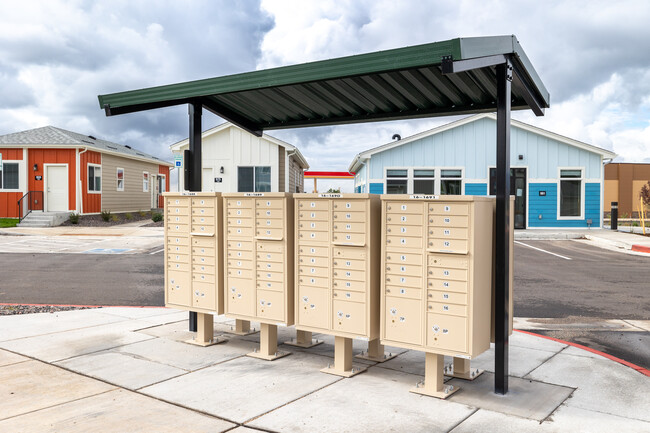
[0,126,173,218]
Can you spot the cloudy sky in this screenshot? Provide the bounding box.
[1,0,649,191]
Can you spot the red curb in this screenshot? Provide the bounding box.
[515,329,650,377]
[0,303,165,309]
[631,244,650,253]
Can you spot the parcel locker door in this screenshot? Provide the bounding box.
[384,296,422,346]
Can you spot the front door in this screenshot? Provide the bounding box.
[202,168,214,192]
[46,165,68,212]
[490,167,527,229]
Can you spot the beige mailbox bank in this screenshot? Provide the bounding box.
[380,195,494,399]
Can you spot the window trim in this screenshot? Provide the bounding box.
[143,171,149,193]
[87,163,102,194]
[384,167,464,195]
[439,167,465,195]
[0,161,22,192]
[116,167,125,192]
[557,167,584,220]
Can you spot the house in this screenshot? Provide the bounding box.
[604,163,650,217]
[0,126,172,218]
[170,123,309,193]
[349,114,616,229]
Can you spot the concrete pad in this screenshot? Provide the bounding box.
[96,307,180,320]
[526,352,650,422]
[0,360,115,420]
[446,372,573,421]
[0,349,28,367]
[137,320,196,342]
[561,345,608,359]
[228,428,264,433]
[469,344,557,378]
[624,319,650,332]
[452,405,650,433]
[0,309,128,341]
[510,331,568,352]
[0,321,155,362]
[113,336,251,371]
[0,388,235,433]
[56,351,187,390]
[141,350,342,423]
[248,366,475,433]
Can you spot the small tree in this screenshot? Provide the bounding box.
[326,187,341,193]
[640,181,650,207]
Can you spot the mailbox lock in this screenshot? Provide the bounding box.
[334,261,338,265]
[428,270,433,275]
[387,217,391,222]
[386,267,391,271]
[387,228,391,232]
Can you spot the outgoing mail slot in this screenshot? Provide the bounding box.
[429,203,469,216]
[227,278,255,317]
[333,247,366,260]
[332,300,366,335]
[332,268,365,282]
[386,202,423,214]
[168,223,189,233]
[386,224,423,237]
[385,252,422,266]
[299,275,329,288]
[257,280,285,292]
[298,230,329,243]
[191,207,215,217]
[192,272,215,284]
[191,236,215,247]
[257,289,285,321]
[427,290,468,305]
[333,279,366,292]
[257,261,284,273]
[227,240,253,251]
[333,232,365,245]
[385,274,422,289]
[385,213,423,226]
[428,214,470,228]
[333,290,365,303]
[299,255,329,267]
[332,258,365,271]
[333,201,365,212]
[167,271,191,306]
[256,270,284,282]
[427,313,467,353]
[227,217,253,227]
[385,263,422,277]
[385,286,422,301]
[333,211,366,222]
[256,198,284,209]
[384,296,422,345]
[428,238,468,254]
[428,227,469,240]
[298,200,330,211]
[227,226,254,238]
[167,215,189,224]
[227,249,253,260]
[191,216,215,225]
[298,220,329,231]
[428,278,468,293]
[299,265,329,278]
[332,222,365,233]
[428,254,469,269]
[386,235,422,249]
[298,286,329,330]
[257,242,284,253]
[257,251,284,263]
[256,218,284,228]
[428,267,468,281]
[227,208,253,218]
[256,228,283,239]
[227,198,252,208]
[227,259,253,269]
[427,301,467,317]
[299,210,329,221]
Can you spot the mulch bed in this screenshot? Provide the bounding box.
[0,305,99,315]
[60,210,163,227]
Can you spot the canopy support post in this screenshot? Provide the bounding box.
[188,101,202,333]
[495,59,512,395]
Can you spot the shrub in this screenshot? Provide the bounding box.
[69,213,80,224]
[125,213,133,220]
[138,210,147,217]
[151,212,163,222]
[110,214,119,222]
[101,210,111,222]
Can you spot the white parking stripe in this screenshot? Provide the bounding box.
[149,249,164,255]
[514,241,572,260]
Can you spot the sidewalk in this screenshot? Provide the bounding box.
[0,307,648,432]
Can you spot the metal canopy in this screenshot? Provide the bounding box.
[98,35,549,136]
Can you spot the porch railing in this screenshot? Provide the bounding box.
[17,191,44,223]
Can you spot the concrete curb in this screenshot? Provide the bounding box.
[631,244,650,254]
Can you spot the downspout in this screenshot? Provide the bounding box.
[286,149,297,192]
[77,147,88,214]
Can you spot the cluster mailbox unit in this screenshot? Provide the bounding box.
[222,192,295,360]
[380,195,494,399]
[164,192,224,345]
[293,194,394,377]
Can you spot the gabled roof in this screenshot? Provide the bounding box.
[169,122,310,169]
[0,126,172,166]
[348,113,617,172]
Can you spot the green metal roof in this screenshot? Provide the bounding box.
[98,35,549,135]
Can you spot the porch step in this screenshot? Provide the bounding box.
[18,212,70,228]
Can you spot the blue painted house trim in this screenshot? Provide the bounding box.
[465,183,487,196]
[369,183,384,194]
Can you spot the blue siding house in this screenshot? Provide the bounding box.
[349,114,616,229]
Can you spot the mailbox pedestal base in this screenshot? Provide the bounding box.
[356,339,398,363]
[321,336,367,378]
[445,357,484,381]
[185,313,226,347]
[229,319,259,336]
[285,330,323,348]
[410,353,459,399]
[247,323,290,361]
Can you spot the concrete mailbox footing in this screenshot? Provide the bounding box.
[321,336,368,378]
[285,330,323,348]
[228,319,259,336]
[410,352,459,399]
[356,339,398,363]
[185,313,226,347]
[444,357,484,380]
[247,323,291,361]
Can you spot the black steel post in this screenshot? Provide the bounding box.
[495,59,512,395]
[611,202,618,230]
[188,102,202,332]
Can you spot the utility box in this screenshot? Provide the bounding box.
[222,192,294,360]
[164,192,223,314]
[380,195,494,397]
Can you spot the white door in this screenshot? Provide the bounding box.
[202,168,214,192]
[46,165,68,212]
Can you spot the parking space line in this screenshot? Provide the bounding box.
[149,249,164,255]
[514,241,572,260]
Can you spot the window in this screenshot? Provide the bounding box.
[441,169,462,195]
[489,167,513,195]
[559,169,582,217]
[158,174,166,193]
[386,169,408,194]
[0,162,19,190]
[143,172,149,192]
[117,168,124,191]
[238,166,271,192]
[413,169,435,194]
[88,165,101,192]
